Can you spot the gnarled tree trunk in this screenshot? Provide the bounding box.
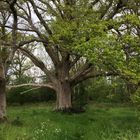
[54,62,72,111]
[56,81,72,111]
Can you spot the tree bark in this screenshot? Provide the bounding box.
[55,80,72,111]
[55,61,72,111]
[0,65,6,121]
[0,77,6,122]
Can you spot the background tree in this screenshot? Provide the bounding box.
[0,0,38,120]
[8,47,34,85]
[2,0,139,111]
[0,0,18,121]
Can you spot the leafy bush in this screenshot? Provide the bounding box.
[7,87,56,105]
[73,82,88,110]
[73,77,132,104]
[131,87,140,105]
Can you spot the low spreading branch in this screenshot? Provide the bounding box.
[71,71,118,86]
[7,83,54,90]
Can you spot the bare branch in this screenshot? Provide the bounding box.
[7,83,54,90]
[29,0,52,35]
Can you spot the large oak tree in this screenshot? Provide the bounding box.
[1,0,139,112]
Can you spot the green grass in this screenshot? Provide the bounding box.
[0,103,140,140]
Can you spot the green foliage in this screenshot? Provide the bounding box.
[131,87,140,105]
[73,83,88,110]
[8,47,35,85]
[50,0,140,86]
[78,77,133,103]
[11,75,34,85]
[7,87,55,105]
[0,1,9,11]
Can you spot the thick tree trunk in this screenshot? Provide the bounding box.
[0,78,6,122]
[54,61,73,111]
[55,81,72,111]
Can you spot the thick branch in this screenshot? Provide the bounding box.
[43,43,60,66]
[19,47,56,82]
[19,47,47,72]
[7,0,17,46]
[71,71,118,86]
[3,0,18,72]
[70,63,93,83]
[18,38,45,47]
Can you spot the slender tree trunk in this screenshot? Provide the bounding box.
[0,64,6,122]
[55,81,72,111]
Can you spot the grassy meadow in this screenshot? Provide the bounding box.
[0,103,140,140]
